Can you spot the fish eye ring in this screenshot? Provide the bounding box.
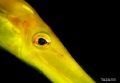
[33,32,51,48]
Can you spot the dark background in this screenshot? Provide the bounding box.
[0,0,119,82]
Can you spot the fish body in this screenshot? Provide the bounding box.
[0,0,95,83]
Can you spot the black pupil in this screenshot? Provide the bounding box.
[38,38,47,45]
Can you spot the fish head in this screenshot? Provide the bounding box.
[0,0,95,83]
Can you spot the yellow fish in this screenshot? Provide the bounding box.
[0,0,95,83]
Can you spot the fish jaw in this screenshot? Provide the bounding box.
[16,31,95,83]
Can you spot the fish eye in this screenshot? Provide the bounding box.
[33,32,51,48]
[38,38,48,45]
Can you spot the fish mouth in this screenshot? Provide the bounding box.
[30,48,95,83]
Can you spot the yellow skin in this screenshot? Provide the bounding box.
[0,0,95,83]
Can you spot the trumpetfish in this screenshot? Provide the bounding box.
[0,0,95,83]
